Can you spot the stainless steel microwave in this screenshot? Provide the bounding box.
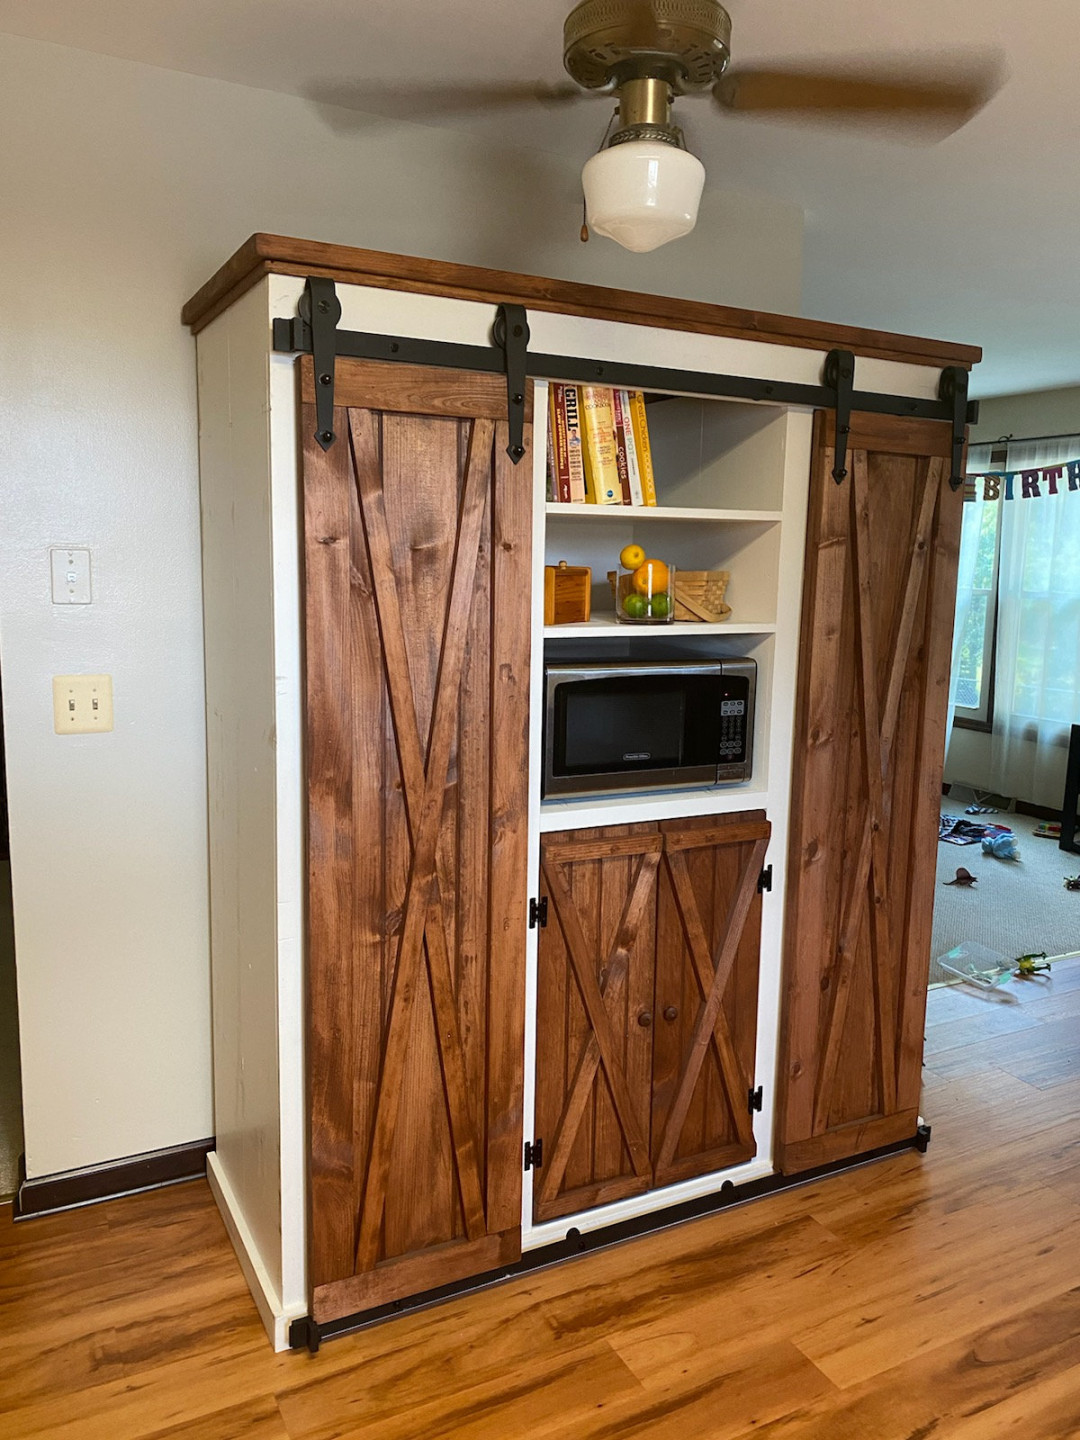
[542,658,756,800]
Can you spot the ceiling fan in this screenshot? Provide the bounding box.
[319,0,1002,253]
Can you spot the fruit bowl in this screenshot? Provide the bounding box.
[608,557,675,625]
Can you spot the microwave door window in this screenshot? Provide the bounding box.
[555,676,725,777]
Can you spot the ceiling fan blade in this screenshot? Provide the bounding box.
[307,79,590,126]
[714,57,1002,135]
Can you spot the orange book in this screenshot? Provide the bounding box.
[580,386,621,505]
[628,391,657,506]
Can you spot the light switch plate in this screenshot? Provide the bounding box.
[53,675,113,734]
[50,547,92,604]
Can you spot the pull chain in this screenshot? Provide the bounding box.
[580,105,619,243]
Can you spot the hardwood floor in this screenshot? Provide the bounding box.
[4,966,1080,1439]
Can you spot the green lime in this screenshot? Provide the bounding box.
[649,593,671,618]
[623,593,648,619]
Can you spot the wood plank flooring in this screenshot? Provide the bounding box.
[4,965,1080,1438]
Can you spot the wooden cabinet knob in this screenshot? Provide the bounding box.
[638,1010,653,1028]
[663,1005,678,1022]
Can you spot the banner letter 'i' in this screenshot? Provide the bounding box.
[1005,472,1015,500]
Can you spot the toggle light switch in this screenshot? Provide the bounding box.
[50,547,92,604]
[53,675,113,734]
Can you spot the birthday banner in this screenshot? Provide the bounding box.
[964,459,1080,501]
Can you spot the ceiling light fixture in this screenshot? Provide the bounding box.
[581,78,705,252]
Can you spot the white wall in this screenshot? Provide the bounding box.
[0,34,803,1179]
[946,383,1080,809]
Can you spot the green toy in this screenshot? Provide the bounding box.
[1013,951,1051,979]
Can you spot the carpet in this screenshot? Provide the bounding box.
[930,800,1080,985]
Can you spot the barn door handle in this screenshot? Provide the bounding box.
[663,1006,678,1022]
[637,1010,653,1028]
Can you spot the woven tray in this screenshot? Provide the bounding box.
[673,570,731,623]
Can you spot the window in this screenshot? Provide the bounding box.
[954,447,1004,730]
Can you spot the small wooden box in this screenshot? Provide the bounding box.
[544,561,592,626]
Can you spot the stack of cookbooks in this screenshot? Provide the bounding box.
[547,383,657,506]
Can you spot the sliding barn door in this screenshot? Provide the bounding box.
[776,412,962,1173]
[302,357,531,1323]
[652,813,770,1189]
[534,826,660,1222]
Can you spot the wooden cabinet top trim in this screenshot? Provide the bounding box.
[182,232,981,371]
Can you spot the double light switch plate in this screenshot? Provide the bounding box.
[53,675,113,734]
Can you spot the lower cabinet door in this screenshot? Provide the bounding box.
[651,813,771,1188]
[534,812,770,1224]
[534,825,662,1222]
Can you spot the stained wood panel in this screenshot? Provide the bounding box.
[534,826,660,1222]
[776,410,963,1173]
[652,813,771,1188]
[183,235,982,372]
[303,358,531,1323]
[536,813,770,1220]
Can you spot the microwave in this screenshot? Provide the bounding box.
[543,657,756,800]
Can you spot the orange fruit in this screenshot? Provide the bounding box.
[620,542,646,571]
[631,558,669,596]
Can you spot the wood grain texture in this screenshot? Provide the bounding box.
[302,359,531,1321]
[182,233,982,370]
[300,354,532,422]
[776,411,964,1173]
[536,827,660,1222]
[8,975,1080,1438]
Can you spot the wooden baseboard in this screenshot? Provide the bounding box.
[1015,799,1062,823]
[13,1137,213,1219]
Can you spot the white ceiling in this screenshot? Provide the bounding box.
[1,0,1077,398]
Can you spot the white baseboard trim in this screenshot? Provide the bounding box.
[206,1150,305,1352]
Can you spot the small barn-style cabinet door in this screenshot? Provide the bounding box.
[534,825,660,1222]
[652,813,770,1189]
[776,411,963,1173]
[302,357,532,1324]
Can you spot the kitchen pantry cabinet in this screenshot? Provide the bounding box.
[186,235,977,1348]
[535,813,770,1222]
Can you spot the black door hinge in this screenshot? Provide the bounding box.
[757,865,773,894]
[529,896,548,929]
[824,348,855,483]
[493,303,530,464]
[524,1138,543,1171]
[748,1086,763,1114]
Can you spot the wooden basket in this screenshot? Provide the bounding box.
[673,570,731,623]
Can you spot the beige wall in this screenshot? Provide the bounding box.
[972,385,1080,445]
[0,33,803,1178]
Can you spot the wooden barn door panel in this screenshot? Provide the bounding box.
[652,814,770,1188]
[534,827,660,1222]
[777,411,962,1173]
[303,357,531,1323]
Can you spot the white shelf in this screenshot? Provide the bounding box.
[544,618,777,639]
[540,783,771,832]
[545,503,782,524]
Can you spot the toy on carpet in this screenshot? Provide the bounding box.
[982,832,1021,861]
[1065,875,1080,891]
[944,866,978,887]
[1013,951,1051,978]
[1034,821,1062,840]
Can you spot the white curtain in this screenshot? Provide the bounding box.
[946,443,992,756]
[986,435,1080,797]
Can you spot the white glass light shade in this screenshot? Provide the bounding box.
[582,140,706,253]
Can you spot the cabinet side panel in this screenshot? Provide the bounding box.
[197,285,282,1298]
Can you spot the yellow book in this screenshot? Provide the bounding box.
[579,386,622,505]
[628,391,657,506]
